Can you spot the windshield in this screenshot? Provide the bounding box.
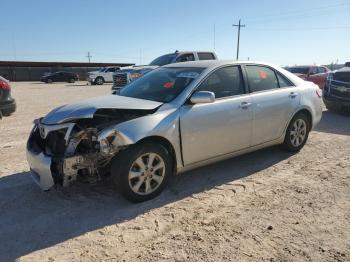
[119,67,204,103]
[287,67,309,74]
[149,54,177,66]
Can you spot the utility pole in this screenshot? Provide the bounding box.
[232,19,245,60]
[86,51,92,63]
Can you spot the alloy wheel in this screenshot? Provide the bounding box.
[128,153,165,195]
[290,119,307,147]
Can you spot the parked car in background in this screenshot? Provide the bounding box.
[111,51,218,91]
[323,62,350,113]
[87,67,120,85]
[26,61,322,202]
[0,76,16,118]
[40,71,79,83]
[286,65,330,89]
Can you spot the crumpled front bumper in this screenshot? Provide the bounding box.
[26,146,55,191]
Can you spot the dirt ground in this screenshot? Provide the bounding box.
[0,82,349,262]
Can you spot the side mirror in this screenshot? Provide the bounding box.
[190,91,215,104]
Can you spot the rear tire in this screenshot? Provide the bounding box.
[47,79,53,83]
[111,143,172,202]
[68,78,75,83]
[282,113,310,152]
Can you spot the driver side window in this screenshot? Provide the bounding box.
[196,66,245,98]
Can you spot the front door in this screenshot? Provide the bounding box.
[180,66,253,165]
[244,65,300,145]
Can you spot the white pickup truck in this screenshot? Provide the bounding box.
[112,51,218,90]
[87,67,120,85]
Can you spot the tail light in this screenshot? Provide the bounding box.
[316,89,322,98]
[0,79,11,90]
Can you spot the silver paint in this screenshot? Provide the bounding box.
[27,61,323,190]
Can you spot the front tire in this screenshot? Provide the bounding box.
[111,143,172,202]
[282,113,310,152]
[68,78,75,83]
[95,77,104,85]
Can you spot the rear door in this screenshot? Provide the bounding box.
[244,65,300,146]
[52,72,61,81]
[180,66,253,165]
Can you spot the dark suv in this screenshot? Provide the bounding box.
[0,76,16,118]
[40,71,79,83]
[323,62,350,113]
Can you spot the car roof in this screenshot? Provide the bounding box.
[163,60,279,69]
[163,60,305,86]
[288,65,325,68]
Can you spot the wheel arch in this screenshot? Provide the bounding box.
[136,136,177,175]
[289,108,313,131]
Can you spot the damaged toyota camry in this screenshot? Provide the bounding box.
[27,61,323,202]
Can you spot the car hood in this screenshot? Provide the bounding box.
[117,65,158,73]
[88,71,100,74]
[41,95,163,125]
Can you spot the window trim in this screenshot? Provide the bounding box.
[242,63,295,94]
[186,65,249,103]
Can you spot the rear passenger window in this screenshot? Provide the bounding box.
[276,72,292,88]
[176,54,195,62]
[197,66,244,98]
[198,52,215,60]
[246,66,278,92]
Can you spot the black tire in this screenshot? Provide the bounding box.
[68,78,75,83]
[282,112,310,152]
[47,79,53,83]
[111,143,172,202]
[94,77,104,85]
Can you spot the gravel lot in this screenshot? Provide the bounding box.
[0,82,349,262]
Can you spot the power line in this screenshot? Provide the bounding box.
[244,2,349,23]
[232,19,245,60]
[248,25,350,32]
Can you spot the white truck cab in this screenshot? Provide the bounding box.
[88,67,120,85]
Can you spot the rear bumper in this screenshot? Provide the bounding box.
[26,148,55,190]
[0,99,16,116]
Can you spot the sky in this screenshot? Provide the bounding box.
[1,0,349,66]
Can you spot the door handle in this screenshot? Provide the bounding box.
[289,92,298,98]
[239,101,252,109]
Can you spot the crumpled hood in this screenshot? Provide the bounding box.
[42,95,163,125]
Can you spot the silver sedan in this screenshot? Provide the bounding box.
[26,61,323,202]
